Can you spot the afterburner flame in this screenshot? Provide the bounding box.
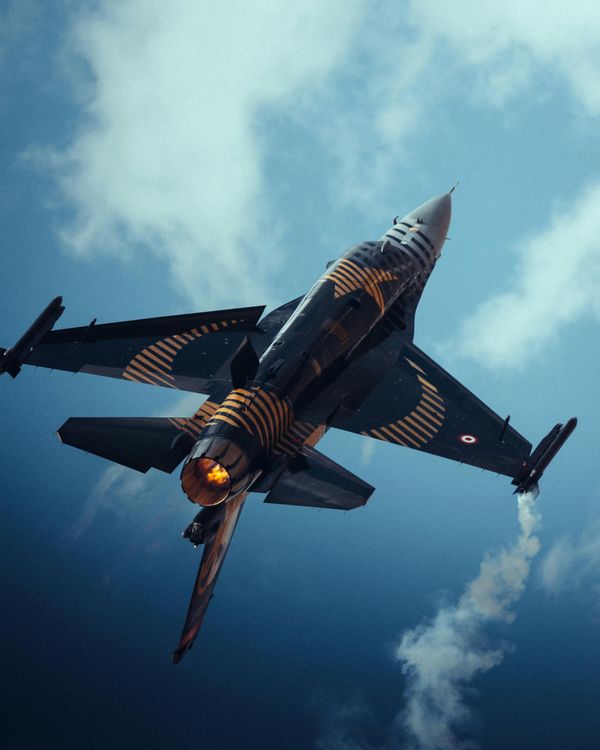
[181,457,231,506]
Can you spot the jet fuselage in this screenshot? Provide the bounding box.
[2,189,576,663]
[181,194,452,506]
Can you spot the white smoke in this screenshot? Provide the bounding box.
[539,519,600,599]
[395,492,541,750]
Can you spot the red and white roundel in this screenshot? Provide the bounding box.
[459,434,478,445]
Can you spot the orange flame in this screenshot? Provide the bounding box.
[181,457,231,506]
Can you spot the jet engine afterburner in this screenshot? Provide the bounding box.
[181,457,231,506]
[180,435,256,507]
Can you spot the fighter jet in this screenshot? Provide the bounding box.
[1,192,576,662]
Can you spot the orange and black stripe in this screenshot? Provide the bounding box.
[122,318,241,389]
[168,400,220,439]
[271,419,323,456]
[206,386,293,450]
[325,259,399,313]
[361,358,445,447]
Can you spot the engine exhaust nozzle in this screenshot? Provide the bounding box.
[181,457,231,507]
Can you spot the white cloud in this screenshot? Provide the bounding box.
[45,0,364,306]
[316,698,379,750]
[0,1,34,52]
[313,27,433,213]
[316,1,600,212]
[31,1,600,316]
[360,438,375,467]
[409,1,600,115]
[450,181,600,369]
[0,0,40,82]
[539,520,600,597]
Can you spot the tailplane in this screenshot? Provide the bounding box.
[57,408,221,474]
[263,445,374,510]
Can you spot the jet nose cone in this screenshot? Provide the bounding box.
[408,193,452,235]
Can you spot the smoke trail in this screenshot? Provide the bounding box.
[395,492,541,750]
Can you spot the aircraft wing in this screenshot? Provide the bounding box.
[172,493,246,663]
[3,296,306,394]
[17,305,265,394]
[330,341,531,477]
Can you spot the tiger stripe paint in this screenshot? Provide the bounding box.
[271,418,320,456]
[216,406,255,434]
[208,386,293,451]
[388,422,420,447]
[122,316,256,390]
[405,415,435,439]
[253,391,277,435]
[417,375,438,393]
[416,404,442,427]
[168,400,221,438]
[325,258,399,313]
[363,358,446,448]
[310,357,322,376]
[148,344,173,363]
[370,428,390,442]
[136,354,175,379]
[142,349,172,368]
[333,265,361,292]
[409,411,436,437]
[155,341,178,357]
[405,358,425,374]
[165,337,183,350]
[422,391,444,411]
[419,402,444,424]
[379,425,403,442]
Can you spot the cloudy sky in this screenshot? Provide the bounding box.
[2,2,599,748]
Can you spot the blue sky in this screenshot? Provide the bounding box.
[1,2,599,748]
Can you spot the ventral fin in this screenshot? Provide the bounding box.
[230,335,259,389]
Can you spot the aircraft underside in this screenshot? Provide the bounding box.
[1,192,576,662]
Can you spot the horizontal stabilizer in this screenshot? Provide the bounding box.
[264,446,374,510]
[57,417,198,473]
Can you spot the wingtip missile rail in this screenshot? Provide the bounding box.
[0,296,64,378]
[512,417,577,495]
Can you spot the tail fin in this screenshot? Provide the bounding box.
[173,493,247,663]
